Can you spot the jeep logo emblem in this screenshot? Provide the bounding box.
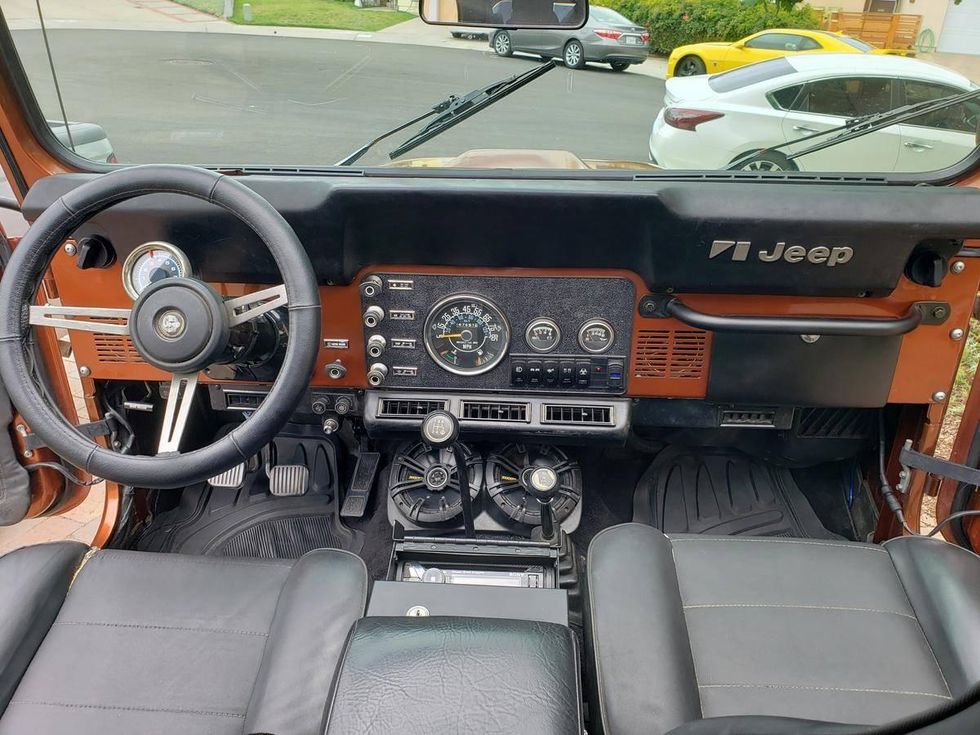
[709,240,853,267]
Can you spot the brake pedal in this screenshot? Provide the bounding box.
[208,462,245,489]
[269,464,309,497]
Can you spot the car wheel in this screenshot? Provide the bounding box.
[564,40,586,69]
[610,61,630,72]
[735,151,799,172]
[676,55,706,76]
[493,31,513,57]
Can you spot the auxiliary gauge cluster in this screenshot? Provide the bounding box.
[358,273,634,394]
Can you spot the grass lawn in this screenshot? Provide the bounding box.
[175,0,415,33]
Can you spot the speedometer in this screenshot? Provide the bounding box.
[122,241,191,300]
[424,294,510,375]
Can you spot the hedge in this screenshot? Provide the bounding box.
[597,0,821,55]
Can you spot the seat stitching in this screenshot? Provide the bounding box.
[886,549,954,697]
[697,684,951,700]
[682,604,916,619]
[52,621,269,637]
[671,541,704,719]
[89,553,293,570]
[668,538,887,553]
[8,700,246,717]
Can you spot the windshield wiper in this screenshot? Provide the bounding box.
[727,87,980,170]
[336,61,558,167]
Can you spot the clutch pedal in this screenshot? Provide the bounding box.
[268,464,310,497]
[208,462,245,489]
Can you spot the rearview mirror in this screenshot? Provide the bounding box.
[419,0,589,30]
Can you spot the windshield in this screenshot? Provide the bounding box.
[3,0,978,175]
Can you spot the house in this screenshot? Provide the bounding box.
[823,0,980,54]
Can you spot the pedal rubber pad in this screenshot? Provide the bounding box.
[269,464,309,497]
[208,463,246,490]
[340,451,381,518]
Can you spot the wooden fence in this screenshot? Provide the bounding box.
[823,12,922,52]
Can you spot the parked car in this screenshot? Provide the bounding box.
[667,28,889,78]
[491,5,649,71]
[649,54,979,173]
[47,119,117,163]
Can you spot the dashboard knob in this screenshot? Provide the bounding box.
[334,396,353,415]
[367,334,387,358]
[325,360,347,380]
[359,275,383,298]
[363,305,385,328]
[367,363,388,387]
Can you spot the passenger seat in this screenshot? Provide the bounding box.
[586,524,980,734]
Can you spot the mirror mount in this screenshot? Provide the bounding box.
[419,0,589,30]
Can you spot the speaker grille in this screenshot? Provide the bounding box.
[634,329,708,380]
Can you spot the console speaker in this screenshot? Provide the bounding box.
[388,441,482,525]
[484,444,582,527]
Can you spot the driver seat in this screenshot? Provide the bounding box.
[0,541,369,735]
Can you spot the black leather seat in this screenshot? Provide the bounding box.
[0,541,368,735]
[586,524,980,735]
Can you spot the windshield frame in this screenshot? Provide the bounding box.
[1,9,979,187]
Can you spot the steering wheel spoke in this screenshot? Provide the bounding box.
[224,284,287,327]
[158,373,199,455]
[29,304,131,335]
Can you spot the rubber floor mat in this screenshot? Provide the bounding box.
[633,447,840,539]
[138,430,362,558]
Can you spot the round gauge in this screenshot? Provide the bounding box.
[525,317,561,353]
[121,241,191,300]
[578,319,615,354]
[424,294,511,375]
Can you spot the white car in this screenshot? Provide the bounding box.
[649,54,979,173]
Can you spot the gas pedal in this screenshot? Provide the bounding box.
[340,451,381,519]
[208,463,245,489]
[268,464,309,497]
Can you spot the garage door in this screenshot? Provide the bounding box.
[938,1,980,55]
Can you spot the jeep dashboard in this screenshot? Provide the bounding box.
[20,173,980,444]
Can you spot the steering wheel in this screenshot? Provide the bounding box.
[0,165,320,489]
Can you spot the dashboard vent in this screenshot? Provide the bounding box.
[93,334,141,364]
[377,398,447,418]
[542,404,614,426]
[720,409,776,428]
[796,408,875,439]
[634,329,707,380]
[460,401,529,423]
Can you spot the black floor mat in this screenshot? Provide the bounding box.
[633,447,840,539]
[138,430,362,558]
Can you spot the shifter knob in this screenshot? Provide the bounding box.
[526,466,559,497]
[420,410,459,448]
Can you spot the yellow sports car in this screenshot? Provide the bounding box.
[667,28,882,78]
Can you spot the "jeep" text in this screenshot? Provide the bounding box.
[709,240,854,267]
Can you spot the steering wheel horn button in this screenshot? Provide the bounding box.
[154,309,187,340]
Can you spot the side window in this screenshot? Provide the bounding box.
[800,77,894,117]
[795,36,822,51]
[770,84,805,110]
[746,33,816,51]
[903,80,977,134]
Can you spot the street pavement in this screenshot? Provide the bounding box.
[10,27,666,165]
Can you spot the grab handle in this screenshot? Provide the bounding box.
[639,296,949,337]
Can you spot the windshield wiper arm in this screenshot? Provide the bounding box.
[727,87,980,170]
[387,60,558,162]
[337,61,557,167]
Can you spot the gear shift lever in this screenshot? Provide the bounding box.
[420,410,475,537]
[525,466,560,542]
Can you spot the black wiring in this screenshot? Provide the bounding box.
[26,461,103,486]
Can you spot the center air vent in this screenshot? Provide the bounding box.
[634,329,707,379]
[720,409,776,428]
[460,401,529,422]
[93,334,141,364]
[542,404,614,426]
[377,398,447,418]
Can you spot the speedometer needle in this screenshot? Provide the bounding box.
[436,333,463,339]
